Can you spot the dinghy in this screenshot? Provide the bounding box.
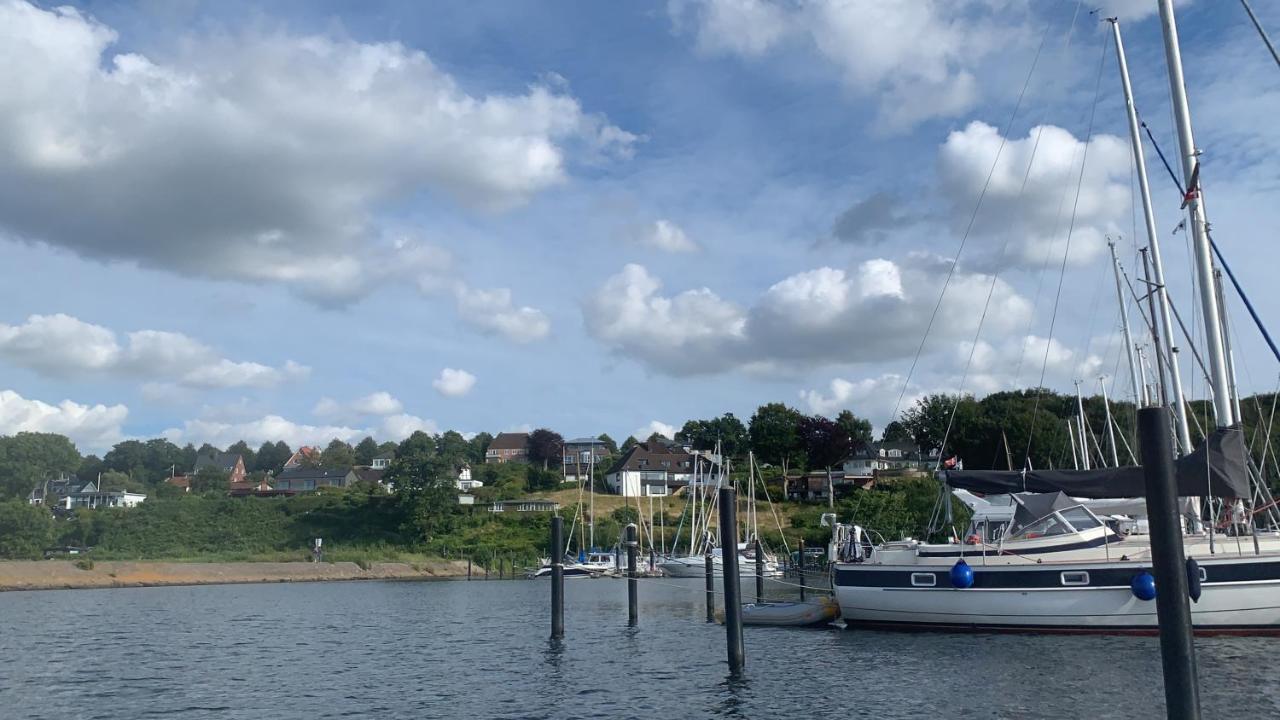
[738,597,839,627]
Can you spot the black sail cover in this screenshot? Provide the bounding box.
[943,426,1250,499]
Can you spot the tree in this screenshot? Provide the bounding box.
[675,413,749,457]
[620,436,639,454]
[354,436,380,466]
[0,432,81,500]
[437,431,470,468]
[0,501,54,559]
[387,436,457,542]
[319,438,356,468]
[527,429,564,471]
[467,432,493,465]
[882,420,912,443]
[748,403,804,475]
[646,431,669,444]
[226,440,256,473]
[835,410,874,451]
[254,440,292,474]
[98,470,143,492]
[597,433,618,456]
[77,454,105,484]
[798,415,854,509]
[190,467,230,495]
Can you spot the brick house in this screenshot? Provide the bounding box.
[485,432,530,464]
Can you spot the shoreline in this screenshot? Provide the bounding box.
[0,559,475,592]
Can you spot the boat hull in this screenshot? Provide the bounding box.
[659,556,782,578]
[740,598,840,627]
[834,556,1280,634]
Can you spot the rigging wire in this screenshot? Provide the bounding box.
[1022,31,1113,467]
[1240,0,1280,72]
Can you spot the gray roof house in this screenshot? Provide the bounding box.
[273,466,358,492]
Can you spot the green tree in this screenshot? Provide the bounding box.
[467,432,493,465]
[748,403,804,474]
[388,440,457,542]
[354,436,380,466]
[254,440,292,474]
[835,410,874,450]
[320,438,356,468]
[190,467,230,495]
[527,429,563,470]
[881,420,912,443]
[611,505,639,525]
[226,440,256,473]
[676,413,749,457]
[77,454,105,484]
[437,431,470,468]
[0,501,54,558]
[98,470,143,492]
[620,436,639,454]
[0,432,82,500]
[597,433,619,456]
[798,415,853,508]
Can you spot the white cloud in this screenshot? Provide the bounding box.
[163,410,438,448]
[636,219,699,253]
[635,420,677,441]
[314,392,404,420]
[938,122,1131,269]
[433,368,477,398]
[800,373,919,427]
[0,388,127,450]
[0,1,636,307]
[0,314,307,389]
[455,284,551,343]
[672,0,1019,130]
[585,258,1031,376]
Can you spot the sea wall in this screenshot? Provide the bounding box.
[0,559,472,592]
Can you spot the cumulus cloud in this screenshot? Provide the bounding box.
[938,122,1131,269]
[635,420,677,441]
[800,373,920,426]
[0,388,127,450]
[0,1,635,307]
[433,368,477,398]
[313,392,404,420]
[831,193,906,245]
[672,0,1018,130]
[585,258,1030,376]
[635,219,699,253]
[163,411,438,448]
[455,284,551,343]
[956,334,1112,397]
[0,314,308,389]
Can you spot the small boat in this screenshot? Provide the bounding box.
[724,596,840,627]
[527,551,619,578]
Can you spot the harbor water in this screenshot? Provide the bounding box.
[2,577,1278,719]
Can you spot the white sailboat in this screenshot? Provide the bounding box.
[831,1,1280,633]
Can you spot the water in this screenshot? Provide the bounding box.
[1,578,1278,719]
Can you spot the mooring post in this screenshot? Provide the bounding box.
[705,551,715,623]
[798,539,806,602]
[626,523,639,626]
[1138,407,1201,720]
[718,486,744,674]
[551,516,564,639]
[467,556,472,581]
[754,538,764,603]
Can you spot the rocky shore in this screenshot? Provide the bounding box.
[0,559,471,592]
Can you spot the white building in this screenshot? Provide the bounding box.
[605,441,695,497]
[62,482,146,510]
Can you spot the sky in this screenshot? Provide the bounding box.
[1,0,1278,454]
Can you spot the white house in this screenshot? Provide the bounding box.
[605,441,696,497]
[62,482,146,510]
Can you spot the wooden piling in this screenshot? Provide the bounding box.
[705,551,715,623]
[626,523,638,626]
[718,487,744,674]
[551,517,564,639]
[754,538,764,603]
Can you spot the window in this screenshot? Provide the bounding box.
[660,460,670,468]
[1060,571,1090,586]
[1059,507,1102,531]
[303,480,316,490]
[910,573,936,587]
[277,480,290,490]
[1013,514,1073,539]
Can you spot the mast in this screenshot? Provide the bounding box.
[1216,270,1246,425]
[588,444,595,550]
[1068,420,1080,470]
[1109,240,1146,407]
[1101,378,1121,467]
[1109,19,1193,453]
[1075,381,1091,470]
[1158,0,1237,428]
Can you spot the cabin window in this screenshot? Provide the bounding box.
[1059,507,1102,531]
[910,573,936,587]
[1060,571,1090,586]
[1014,514,1073,539]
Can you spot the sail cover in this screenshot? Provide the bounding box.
[943,426,1250,499]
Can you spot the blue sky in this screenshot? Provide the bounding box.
[0,0,1278,453]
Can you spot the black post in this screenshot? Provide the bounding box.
[1138,407,1201,720]
[467,556,472,581]
[551,517,564,639]
[718,487,744,674]
[705,552,715,623]
[754,539,764,603]
[626,523,639,626]
[798,539,806,602]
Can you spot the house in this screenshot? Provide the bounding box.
[352,467,388,489]
[229,478,288,498]
[273,466,358,492]
[842,442,939,479]
[194,450,247,484]
[457,476,484,492]
[282,446,319,470]
[605,441,696,497]
[27,472,80,506]
[166,475,192,493]
[457,494,476,506]
[785,471,875,501]
[62,481,146,510]
[488,498,559,513]
[371,450,394,469]
[485,432,530,464]
[562,437,610,483]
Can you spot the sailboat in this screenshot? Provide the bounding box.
[830,1,1280,633]
[528,446,619,578]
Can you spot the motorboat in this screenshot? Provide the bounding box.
[659,543,782,578]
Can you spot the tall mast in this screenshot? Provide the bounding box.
[1109,19,1193,453]
[1158,0,1236,428]
[1101,378,1121,467]
[588,444,595,550]
[1068,420,1080,470]
[1109,240,1146,407]
[1075,381,1091,470]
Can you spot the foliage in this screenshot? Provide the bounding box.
[676,413,748,457]
[525,466,561,492]
[319,439,356,468]
[881,420,912,443]
[611,505,639,525]
[620,436,639,455]
[835,410,874,450]
[0,501,55,558]
[387,433,459,542]
[527,428,563,470]
[798,415,852,472]
[748,403,804,470]
[0,432,81,500]
[467,432,493,465]
[597,433,619,456]
[437,430,470,467]
[98,470,142,493]
[839,478,972,543]
[190,467,229,495]
[255,440,293,474]
[226,440,256,473]
[354,436,380,466]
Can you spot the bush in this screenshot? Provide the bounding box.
[74,559,94,571]
[0,501,55,559]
